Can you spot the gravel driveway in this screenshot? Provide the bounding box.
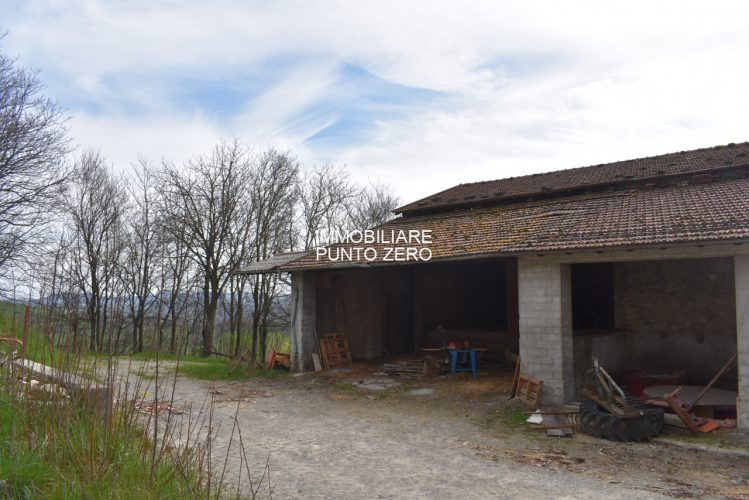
[107,360,748,499]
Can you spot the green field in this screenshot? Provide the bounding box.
[0,299,291,378]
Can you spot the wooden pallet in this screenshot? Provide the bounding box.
[515,373,543,407]
[319,333,352,369]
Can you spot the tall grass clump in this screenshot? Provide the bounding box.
[0,352,204,498]
[0,343,272,498]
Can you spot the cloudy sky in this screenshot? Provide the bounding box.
[2,1,748,203]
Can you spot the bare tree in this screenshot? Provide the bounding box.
[121,158,160,353]
[0,44,70,275]
[246,149,298,361]
[161,235,193,355]
[346,180,400,230]
[296,163,355,250]
[67,150,128,352]
[160,140,254,356]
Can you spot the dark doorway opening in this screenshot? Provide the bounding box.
[385,287,414,355]
[571,262,615,331]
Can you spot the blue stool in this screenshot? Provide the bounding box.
[449,349,477,378]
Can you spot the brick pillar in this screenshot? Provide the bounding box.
[290,271,317,372]
[518,258,574,405]
[735,255,749,430]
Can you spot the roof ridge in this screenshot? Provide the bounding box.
[395,140,749,214]
[456,140,749,186]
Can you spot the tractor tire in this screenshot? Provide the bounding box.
[579,400,664,442]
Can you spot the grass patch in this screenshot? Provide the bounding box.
[213,330,291,361]
[330,382,361,393]
[128,344,291,381]
[498,405,529,429]
[177,357,284,380]
[128,352,211,363]
[0,441,53,498]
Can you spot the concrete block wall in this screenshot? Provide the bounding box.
[735,255,749,430]
[518,258,574,405]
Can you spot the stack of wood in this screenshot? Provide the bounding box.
[383,359,425,377]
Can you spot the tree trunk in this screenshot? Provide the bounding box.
[138,304,144,352]
[132,316,139,353]
[259,323,268,365]
[202,296,218,357]
[250,317,259,365]
[234,292,243,357]
[169,299,178,355]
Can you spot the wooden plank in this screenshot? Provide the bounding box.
[318,338,328,370]
[526,424,576,431]
[689,353,736,408]
[311,353,322,372]
[509,354,521,399]
[523,411,577,415]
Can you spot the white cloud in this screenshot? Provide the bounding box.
[68,112,223,170]
[2,0,749,201]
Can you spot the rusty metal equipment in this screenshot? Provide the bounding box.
[580,357,665,441]
[583,357,654,419]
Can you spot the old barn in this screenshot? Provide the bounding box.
[251,141,749,429]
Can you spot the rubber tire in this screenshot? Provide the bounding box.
[579,400,664,442]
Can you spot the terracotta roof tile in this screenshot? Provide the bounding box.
[282,177,749,271]
[395,141,749,214]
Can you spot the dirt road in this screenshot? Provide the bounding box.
[116,361,749,499]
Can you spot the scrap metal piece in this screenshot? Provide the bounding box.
[584,356,643,419]
[662,387,700,434]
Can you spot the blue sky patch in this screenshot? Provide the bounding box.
[306,63,446,146]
